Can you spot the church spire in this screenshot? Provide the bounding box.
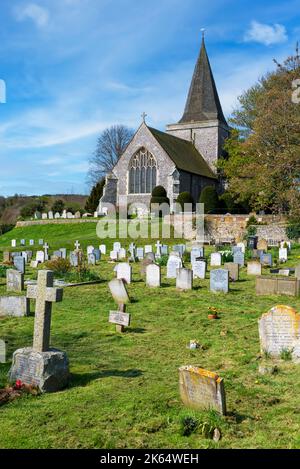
[179,34,227,125]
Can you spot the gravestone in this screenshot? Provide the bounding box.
[233,251,245,267]
[88,253,96,265]
[87,246,95,256]
[161,245,168,256]
[176,269,193,290]
[155,241,162,258]
[247,261,262,276]
[279,269,290,277]
[146,264,161,288]
[259,305,300,363]
[70,252,79,267]
[167,255,183,279]
[108,279,130,333]
[248,236,258,250]
[279,248,288,262]
[256,276,300,297]
[0,340,5,364]
[224,263,239,282]
[43,243,49,261]
[42,213,48,220]
[48,211,54,219]
[136,248,144,260]
[257,239,268,251]
[210,269,229,294]
[116,263,132,284]
[14,256,25,274]
[59,248,67,259]
[93,249,101,261]
[74,211,81,219]
[29,240,35,246]
[295,265,300,280]
[3,251,11,263]
[9,270,69,392]
[11,240,16,248]
[113,242,121,253]
[100,245,107,255]
[145,252,155,263]
[30,261,39,269]
[20,239,25,246]
[237,242,246,254]
[192,260,206,279]
[140,258,154,276]
[191,247,204,264]
[36,251,45,264]
[6,269,24,292]
[179,366,226,415]
[210,253,222,267]
[119,248,127,260]
[0,296,29,317]
[53,251,63,259]
[260,253,273,267]
[232,246,242,255]
[39,239,44,246]
[145,245,153,254]
[55,212,60,219]
[110,251,118,261]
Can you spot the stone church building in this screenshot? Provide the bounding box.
[99,36,230,213]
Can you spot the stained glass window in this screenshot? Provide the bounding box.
[128,148,157,194]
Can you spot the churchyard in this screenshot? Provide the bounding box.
[0,222,300,449]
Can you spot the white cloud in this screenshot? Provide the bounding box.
[14,3,49,29]
[244,21,288,46]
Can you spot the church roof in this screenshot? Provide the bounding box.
[179,37,227,125]
[148,127,217,179]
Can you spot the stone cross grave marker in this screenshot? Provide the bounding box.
[6,269,24,292]
[43,243,49,261]
[259,305,300,363]
[27,270,63,352]
[74,240,81,251]
[155,241,162,258]
[210,269,229,294]
[9,270,69,393]
[179,366,226,415]
[108,279,130,333]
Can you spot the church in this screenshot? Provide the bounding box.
[99,35,230,213]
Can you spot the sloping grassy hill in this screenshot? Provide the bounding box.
[0,224,300,449]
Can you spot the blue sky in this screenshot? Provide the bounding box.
[0,0,299,196]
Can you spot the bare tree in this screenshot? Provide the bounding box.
[87,125,134,186]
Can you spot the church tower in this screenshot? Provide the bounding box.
[166,34,230,172]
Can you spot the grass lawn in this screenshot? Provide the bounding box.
[0,223,300,449]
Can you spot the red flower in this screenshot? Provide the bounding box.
[15,380,23,390]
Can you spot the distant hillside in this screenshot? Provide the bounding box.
[0,194,88,225]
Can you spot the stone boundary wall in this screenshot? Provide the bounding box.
[16,219,99,228]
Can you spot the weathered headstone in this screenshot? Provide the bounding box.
[256,276,300,297]
[93,249,101,261]
[0,296,29,317]
[0,340,5,363]
[136,248,144,260]
[233,251,245,267]
[116,263,132,284]
[146,264,161,288]
[14,256,25,274]
[210,269,229,294]
[145,245,153,254]
[119,248,127,260]
[260,253,273,267]
[3,251,11,263]
[179,366,226,415]
[161,245,168,256]
[192,260,206,279]
[6,269,24,292]
[295,264,300,280]
[100,244,107,255]
[237,242,246,254]
[36,251,45,264]
[210,253,222,267]
[88,253,96,265]
[224,263,239,282]
[108,279,130,333]
[247,261,262,276]
[279,269,290,277]
[279,248,288,262]
[70,252,79,267]
[140,257,154,276]
[167,255,183,279]
[257,239,268,251]
[259,305,300,362]
[176,269,193,290]
[29,240,35,246]
[11,240,16,248]
[110,251,118,261]
[9,270,69,392]
[38,239,44,246]
[113,242,121,253]
[191,247,204,265]
[59,248,67,259]
[87,245,95,256]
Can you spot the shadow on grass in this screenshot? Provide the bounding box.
[226,411,253,424]
[69,368,143,388]
[127,328,147,334]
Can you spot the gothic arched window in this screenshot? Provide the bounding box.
[128,148,157,194]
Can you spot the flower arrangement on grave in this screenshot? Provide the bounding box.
[0,380,39,407]
[208,307,219,320]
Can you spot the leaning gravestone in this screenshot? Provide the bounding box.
[259,305,300,363]
[146,264,161,288]
[0,297,29,317]
[108,279,130,333]
[6,269,24,292]
[179,366,226,415]
[14,256,25,274]
[176,269,193,290]
[167,255,183,279]
[192,260,206,280]
[247,261,262,276]
[9,270,69,392]
[211,253,222,267]
[224,263,239,282]
[210,269,229,294]
[88,253,96,265]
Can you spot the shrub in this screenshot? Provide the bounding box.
[199,186,219,214]
[85,179,105,213]
[176,192,194,211]
[150,186,170,217]
[0,265,10,278]
[45,258,72,275]
[286,224,300,240]
[180,416,199,437]
[52,199,65,214]
[157,255,168,267]
[0,224,14,235]
[246,216,258,228]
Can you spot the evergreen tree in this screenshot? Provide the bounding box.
[85,179,106,213]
